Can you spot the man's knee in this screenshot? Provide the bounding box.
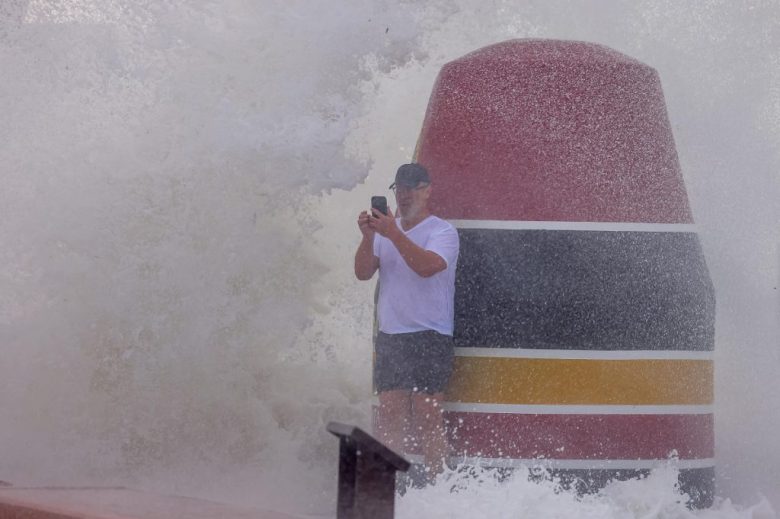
[378,390,411,410]
[410,393,445,425]
[376,390,412,430]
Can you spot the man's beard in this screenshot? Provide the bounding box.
[399,204,415,220]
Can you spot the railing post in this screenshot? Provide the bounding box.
[327,422,410,519]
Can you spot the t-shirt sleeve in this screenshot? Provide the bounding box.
[426,224,460,267]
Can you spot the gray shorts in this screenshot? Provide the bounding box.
[373,330,455,394]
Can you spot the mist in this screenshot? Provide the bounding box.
[1,1,778,517]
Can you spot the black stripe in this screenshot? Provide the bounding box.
[454,229,715,351]
[535,467,714,509]
[457,466,714,509]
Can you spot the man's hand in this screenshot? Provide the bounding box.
[368,207,399,239]
[355,210,379,280]
[358,210,375,241]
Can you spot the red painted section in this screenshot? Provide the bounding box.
[443,412,713,460]
[0,488,301,519]
[418,39,693,223]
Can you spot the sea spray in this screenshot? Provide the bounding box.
[1,0,778,516]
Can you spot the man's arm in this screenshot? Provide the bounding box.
[369,209,446,278]
[387,229,446,278]
[355,210,379,280]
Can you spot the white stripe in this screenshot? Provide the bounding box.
[447,457,715,471]
[403,454,714,470]
[450,219,698,233]
[442,403,714,415]
[454,347,713,361]
[369,400,713,415]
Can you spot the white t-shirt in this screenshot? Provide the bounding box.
[373,215,460,336]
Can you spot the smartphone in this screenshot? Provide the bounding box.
[371,196,388,216]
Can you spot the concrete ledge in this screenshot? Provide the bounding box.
[0,487,302,519]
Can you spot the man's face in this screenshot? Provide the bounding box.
[394,183,431,219]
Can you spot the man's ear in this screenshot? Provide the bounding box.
[422,184,432,202]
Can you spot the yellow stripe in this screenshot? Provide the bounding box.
[446,357,713,405]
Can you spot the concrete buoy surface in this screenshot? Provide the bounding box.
[415,39,716,507]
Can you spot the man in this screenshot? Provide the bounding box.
[354,163,460,484]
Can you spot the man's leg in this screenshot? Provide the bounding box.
[410,391,449,479]
[375,389,412,454]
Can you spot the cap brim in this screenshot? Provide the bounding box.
[389,181,428,189]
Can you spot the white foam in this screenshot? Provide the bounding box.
[398,464,776,519]
[1,1,778,517]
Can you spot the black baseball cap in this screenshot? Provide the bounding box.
[389,163,431,189]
